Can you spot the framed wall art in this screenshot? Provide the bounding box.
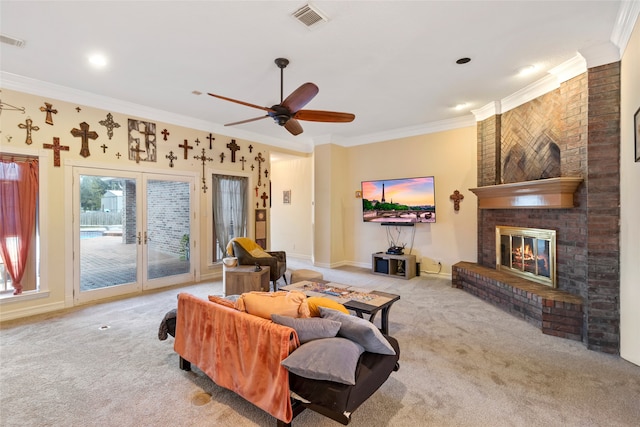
[635,106,640,162]
[283,190,291,204]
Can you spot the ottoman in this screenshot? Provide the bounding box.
[290,268,324,283]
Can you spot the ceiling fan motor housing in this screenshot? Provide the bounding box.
[270,105,291,126]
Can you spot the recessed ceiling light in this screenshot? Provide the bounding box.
[454,103,469,111]
[456,57,471,65]
[88,53,108,68]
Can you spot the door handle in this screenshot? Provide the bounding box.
[144,231,149,244]
[137,232,141,245]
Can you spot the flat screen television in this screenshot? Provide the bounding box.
[361,176,436,224]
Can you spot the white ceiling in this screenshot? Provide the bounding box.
[0,1,634,153]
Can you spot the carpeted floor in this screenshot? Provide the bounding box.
[1,259,639,426]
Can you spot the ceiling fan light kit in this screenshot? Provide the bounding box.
[208,58,354,136]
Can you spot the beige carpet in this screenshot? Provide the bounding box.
[1,259,639,427]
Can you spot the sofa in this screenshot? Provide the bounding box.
[172,292,400,426]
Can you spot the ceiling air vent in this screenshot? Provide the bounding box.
[292,4,328,29]
[0,34,25,48]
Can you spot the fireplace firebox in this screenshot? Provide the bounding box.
[496,226,556,287]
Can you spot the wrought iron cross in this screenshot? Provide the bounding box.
[99,113,121,140]
[166,151,177,167]
[194,148,213,193]
[255,152,265,187]
[239,155,247,170]
[42,137,69,167]
[207,133,215,150]
[70,121,98,158]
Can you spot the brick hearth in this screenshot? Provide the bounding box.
[452,262,583,341]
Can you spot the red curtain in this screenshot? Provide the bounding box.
[0,159,39,295]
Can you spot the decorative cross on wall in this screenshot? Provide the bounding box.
[40,102,57,125]
[179,139,193,159]
[166,151,177,168]
[207,133,215,150]
[70,122,98,158]
[227,139,240,162]
[130,142,145,164]
[239,155,247,170]
[99,113,121,140]
[194,148,213,193]
[42,137,69,167]
[161,128,170,141]
[18,118,40,145]
[220,152,225,163]
[450,190,464,211]
[100,144,108,153]
[255,152,265,187]
[260,192,269,208]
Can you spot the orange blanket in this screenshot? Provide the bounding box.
[174,293,300,423]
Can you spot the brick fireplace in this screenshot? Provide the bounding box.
[453,62,621,354]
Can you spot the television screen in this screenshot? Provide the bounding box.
[361,176,436,224]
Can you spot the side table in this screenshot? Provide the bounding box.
[224,265,270,296]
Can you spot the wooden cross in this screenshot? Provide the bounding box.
[166,150,177,168]
[261,191,269,208]
[42,137,69,167]
[130,142,145,164]
[40,102,57,125]
[227,139,240,162]
[255,152,265,186]
[71,122,99,158]
[239,155,247,170]
[18,118,40,145]
[99,113,121,140]
[100,144,108,153]
[194,148,213,193]
[248,144,253,153]
[179,139,193,159]
[220,152,225,163]
[207,133,215,150]
[450,190,464,211]
[161,128,170,141]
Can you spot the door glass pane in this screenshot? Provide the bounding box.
[80,175,137,291]
[146,179,190,280]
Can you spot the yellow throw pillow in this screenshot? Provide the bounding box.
[307,296,349,317]
[235,291,311,319]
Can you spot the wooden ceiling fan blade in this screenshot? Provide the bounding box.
[281,83,319,113]
[293,110,355,123]
[284,119,304,136]
[208,93,273,112]
[224,115,269,126]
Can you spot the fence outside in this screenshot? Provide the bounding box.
[79,211,123,227]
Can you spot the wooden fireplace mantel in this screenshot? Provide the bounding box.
[469,177,583,209]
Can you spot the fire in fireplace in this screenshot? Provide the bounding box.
[496,226,557,287]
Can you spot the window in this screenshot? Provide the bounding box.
[211,174,248,262]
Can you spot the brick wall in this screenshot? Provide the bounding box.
[475,63,620,354]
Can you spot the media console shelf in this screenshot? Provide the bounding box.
[372,253,416,280]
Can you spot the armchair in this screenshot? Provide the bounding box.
[227,238,287,289]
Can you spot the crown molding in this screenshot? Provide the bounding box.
[610,0,640,56]
[547,54,587,83]
[472,101,502,122]
[0,72,312,154]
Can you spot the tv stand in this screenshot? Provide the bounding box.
[372,253,416,280]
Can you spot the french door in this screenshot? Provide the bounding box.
[73,167,195,304]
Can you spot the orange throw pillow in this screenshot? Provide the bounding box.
[208,295,236,309]
[235,291,310,319]
[307,296,349,317]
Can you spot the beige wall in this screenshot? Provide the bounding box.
[272,126,478,274]
[0,88,275,320]
[620,14,640,366]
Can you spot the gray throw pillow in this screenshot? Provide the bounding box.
[271,314,341,344]
[319,306,396,355]
[281,337,364,385]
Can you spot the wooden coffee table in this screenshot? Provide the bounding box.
[281,281,400,335]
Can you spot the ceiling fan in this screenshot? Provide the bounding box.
[208,58,355,136]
